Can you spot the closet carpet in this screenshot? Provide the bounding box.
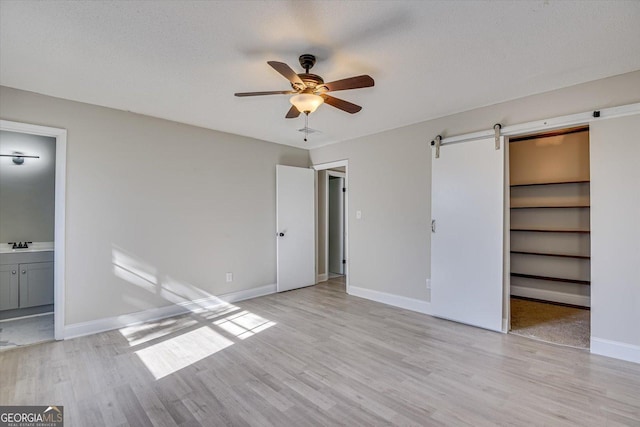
[510,297,590,349]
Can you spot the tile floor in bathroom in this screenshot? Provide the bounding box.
[0,313,54,351]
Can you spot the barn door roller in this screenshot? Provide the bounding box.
[494,123,502,150]
[431,135,442,159]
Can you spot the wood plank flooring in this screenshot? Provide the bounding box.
[2,278,640,426]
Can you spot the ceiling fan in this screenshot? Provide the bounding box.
[234,54,374,119]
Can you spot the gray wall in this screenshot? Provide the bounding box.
[0,131,56,243]
[309,70,640,304]
[0,86,309,325]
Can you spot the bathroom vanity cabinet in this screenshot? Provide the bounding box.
[0,251,53,311]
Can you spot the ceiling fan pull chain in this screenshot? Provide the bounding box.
[304,114,309,142]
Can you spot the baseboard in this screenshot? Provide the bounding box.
[511,286,590,308]
[317,273,328,283]
[591,337,640,364]
[64,284,276,340]
[349,286,431,315]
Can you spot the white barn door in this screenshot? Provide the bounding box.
[276,165,315,292]
[431,136,504,332]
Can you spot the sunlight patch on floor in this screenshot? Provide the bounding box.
[213,310,276,340]
[135,326,233,380]
[120,317,198,347]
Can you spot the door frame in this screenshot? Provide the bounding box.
[312,160,349,293]
[326,171,346,276]
[0,119,66,340]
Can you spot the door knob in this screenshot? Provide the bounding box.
[278,232,285,237]
[22,270,26,274]
[12,270,16,275]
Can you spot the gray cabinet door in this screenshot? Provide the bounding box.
[0,264,20,311]
[19,262,54,308]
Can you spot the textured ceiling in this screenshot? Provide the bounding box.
[1,1,639,149]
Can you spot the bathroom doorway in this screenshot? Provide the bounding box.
[0,120,66,348]
[314,160,349,293]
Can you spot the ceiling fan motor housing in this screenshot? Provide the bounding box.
[295,74,325,91]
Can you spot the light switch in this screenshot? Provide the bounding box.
[356,210,362,220]
[226,272,233,282]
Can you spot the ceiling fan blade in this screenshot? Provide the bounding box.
[285,105,301,119]
[321,75,374,92]
[267,61,306,87]
[234,90,296,97]
[320,94,362,114]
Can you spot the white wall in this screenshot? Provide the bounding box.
[0,131,56,242]
[0,86,309,326]
[590,114,640,361]
[309,70,640,307]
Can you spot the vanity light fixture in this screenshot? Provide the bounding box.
[0,152,40,165]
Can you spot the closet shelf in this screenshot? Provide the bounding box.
[510,180,590,188]
[510,228,590,234]
[510,205,590,209]
[510,251,590,259]
[511,273,590,285]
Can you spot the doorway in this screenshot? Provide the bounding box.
[327,172,345,278]
[314,160,349,294]
[0,120,66,345]
[507,127,591,349]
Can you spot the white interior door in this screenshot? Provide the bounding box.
[276,165,315,292]
[431,136,504,332]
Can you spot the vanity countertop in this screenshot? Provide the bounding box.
[0,242,54,264]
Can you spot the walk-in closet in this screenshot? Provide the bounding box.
[509,127,590,348]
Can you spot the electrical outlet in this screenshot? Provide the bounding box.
[226,272,233,282]
[356,210,362,220]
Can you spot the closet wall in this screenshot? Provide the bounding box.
[509,129,591,307]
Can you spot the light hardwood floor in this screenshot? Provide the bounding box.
[1,278,639,426]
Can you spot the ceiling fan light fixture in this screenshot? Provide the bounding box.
[290,93,324,114]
